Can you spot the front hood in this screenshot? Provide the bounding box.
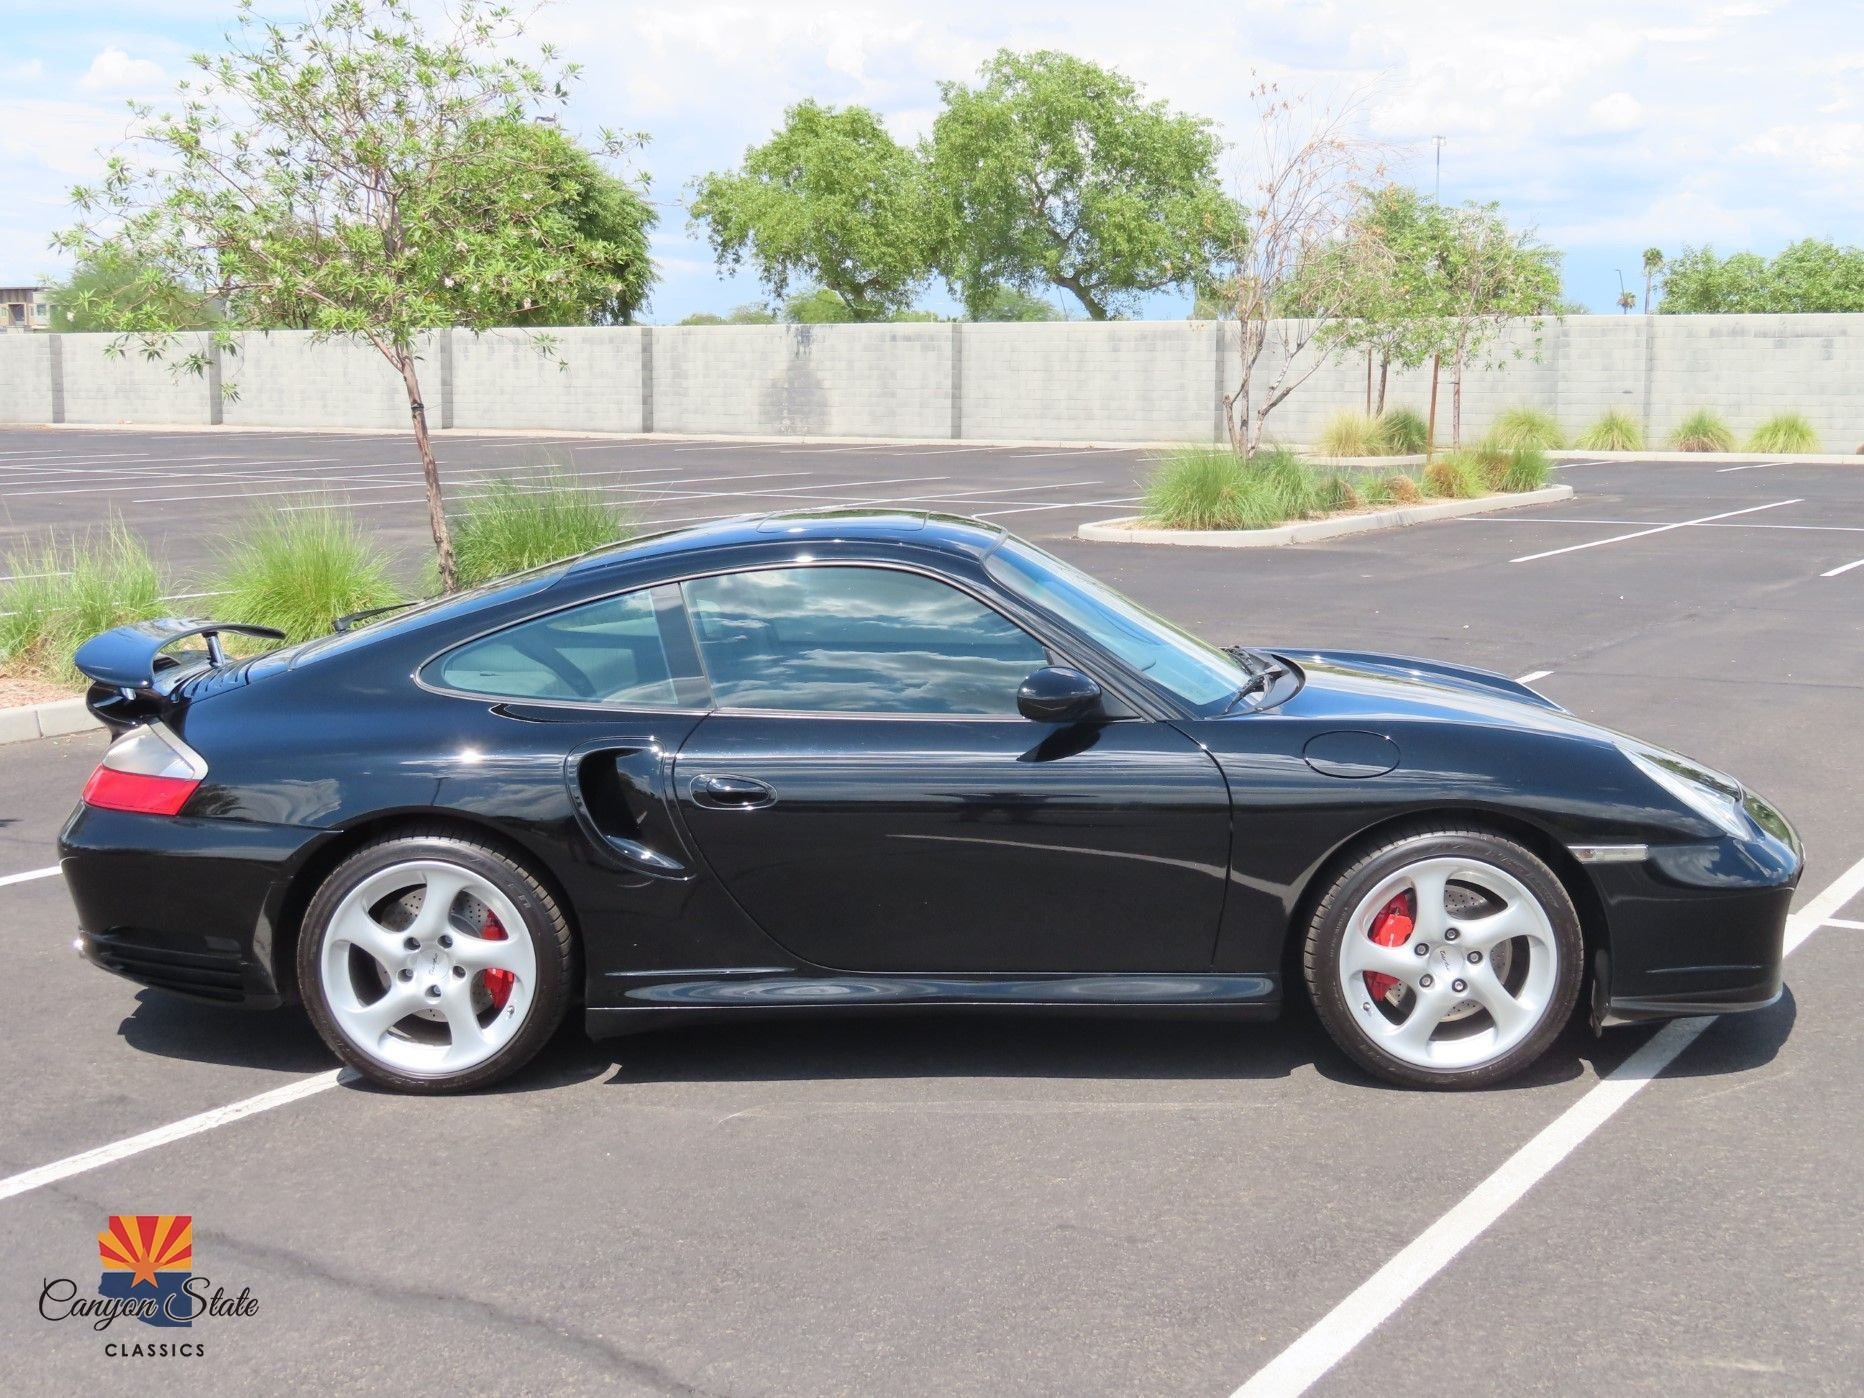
[1273,647,1563,712]
[1258,647,1618,743]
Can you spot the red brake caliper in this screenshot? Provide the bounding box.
[1364,891,1416,1002]
[480,909,514,1011]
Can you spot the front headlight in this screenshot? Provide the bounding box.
[1618,742,1749,838]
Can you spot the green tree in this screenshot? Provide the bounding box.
[56,0,644,591]
[783,288,858,323]
[1427,202,1563,447]
[489,120,658,326]
[1304,185,1450,414]
[690,101,932,322]
[49,251,221,332]
[927,50,1243,321]
[678,303,777,326]
[968,286,1063,322]
[1659,240,1864,313]
[1641,247,1664,313]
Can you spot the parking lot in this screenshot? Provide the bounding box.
[2,428,1861,1394]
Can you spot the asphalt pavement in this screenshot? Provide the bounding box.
[0,432,1859,1394]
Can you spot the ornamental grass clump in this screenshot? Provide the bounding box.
[1487,407,1565,450]
[210,509,401,645]
[1576,410,1643,452]
[1374,407,1429,454]
[1423,453,1488,500]
[1317,411,1383,458]
[0,522,167,685]
[451,473,633,587]
[1141,446,1328,530]
[1745,413,1820,454]
[1669,409,1735,452]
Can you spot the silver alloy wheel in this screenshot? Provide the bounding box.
[1335,855,1559,1071]
[318,859,537,1077]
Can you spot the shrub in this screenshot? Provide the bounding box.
[1316,473,1361,512]
[1386,473,1422,503]
[1487,407,1565,450]
[210,510,401,645]
[1423,453,1488,499]
[1354,473,1396,507]
[1375,407,1429,454]
[1142,446,1330,529]
[1499,446,1551,492]
[0,522,167,684]
[1745,413,1821,454]
[1317,410,1383,458]
[452,473,632,587]
[1576,410,1643,452]
[1669,409,1735,452]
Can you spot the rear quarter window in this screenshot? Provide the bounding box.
[429,586,689,706]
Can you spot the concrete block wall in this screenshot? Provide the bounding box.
[653,324,953,438]
[4,317,1863,449]
[961,321,1217,442]
[221,330,417,430]
[56,332,215,425]
[0,335,54,423]
[450,327,643,433]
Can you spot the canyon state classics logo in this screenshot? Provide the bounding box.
[97,1215,195,1327]
[39,1214,260,1356]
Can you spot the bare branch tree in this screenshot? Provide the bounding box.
[1220,84,1386,456]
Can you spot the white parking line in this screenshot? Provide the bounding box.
[1231,848,1864,1398]
[0,1070,347,1204]
[1509,499,1805,563]
[1513,670,1553,684]
[1824,917,1864,931]
[0,866,61,888]
[1716,462,1782,472]
[1821,558,1864,578]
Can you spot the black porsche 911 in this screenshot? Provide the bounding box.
[61,509,1800,1093]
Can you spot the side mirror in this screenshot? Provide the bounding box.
[1017,666,1105,724]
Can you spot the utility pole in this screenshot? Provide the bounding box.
[1433,136,1445,200]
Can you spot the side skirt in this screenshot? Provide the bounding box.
[586,971,1280,1038]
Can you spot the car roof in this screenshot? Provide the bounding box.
[564,508,1007,577]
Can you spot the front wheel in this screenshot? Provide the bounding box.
[298,831,574,1093]
[1303,827,1583,1089]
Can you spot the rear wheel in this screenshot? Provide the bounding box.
[1303,826,1582,1089]
[298,832,573,1094]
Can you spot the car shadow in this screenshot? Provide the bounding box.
[596,1013,1322,1087]
[116,990,336,1075]
[111,983,1797,1098]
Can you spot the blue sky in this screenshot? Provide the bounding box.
[3,0,1860,319]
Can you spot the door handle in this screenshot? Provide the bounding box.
[691,773,777,810]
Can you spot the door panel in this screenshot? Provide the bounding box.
[672,715,1232,973]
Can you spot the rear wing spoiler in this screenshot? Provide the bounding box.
[73,617,286,704]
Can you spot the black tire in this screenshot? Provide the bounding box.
[1302,824,1583,1090]
[298,829,574,1094]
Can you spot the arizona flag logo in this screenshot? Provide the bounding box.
[97,1216,194,1328]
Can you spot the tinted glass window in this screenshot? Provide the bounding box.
[683,567,1047,714]
[433,586,683,705]
[986,537,1245,715]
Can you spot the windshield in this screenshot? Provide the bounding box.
[985,537,1249,715]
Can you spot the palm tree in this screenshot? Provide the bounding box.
[1642,248,1664,313]
[1617,290,1636,313]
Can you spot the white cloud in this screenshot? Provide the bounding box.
[78,47,167,95]
[4,0,1859,309]
[1588,92,1645,133]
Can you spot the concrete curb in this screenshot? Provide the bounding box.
[1076,484,1575,548]
[0,697,102,747]
[1550,449,1862,465]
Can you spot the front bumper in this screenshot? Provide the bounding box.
[60,804,323,1008]
[1579,812,1800,1028]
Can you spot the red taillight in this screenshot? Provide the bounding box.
[81,723,207,817]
